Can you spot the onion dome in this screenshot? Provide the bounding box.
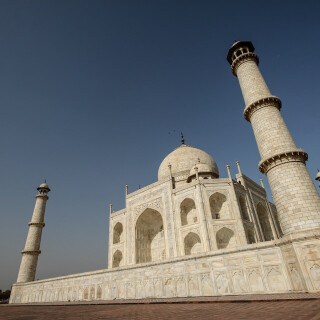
[158,145,219,181]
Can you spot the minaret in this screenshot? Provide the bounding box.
[227,41,320,237]
[17,182,50,283]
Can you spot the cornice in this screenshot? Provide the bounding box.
[259,149,308,174]
[21,250,41,255]
[28,222,45,227]
[243,96,282,122]
[35,194,49,200]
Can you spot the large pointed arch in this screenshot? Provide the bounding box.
[135,208,165,263]
[256,203,274,241]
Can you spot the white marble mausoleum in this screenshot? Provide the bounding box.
[9,41,320,303]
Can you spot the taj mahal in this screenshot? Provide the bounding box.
[9,41,320,303]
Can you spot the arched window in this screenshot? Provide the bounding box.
[180,198,197,226]
[256,203,274,241]
[112,250,123,268]
[210,192,229,219]
[113,222,123,244]
[216,227,235,249]
[184,232,202,255]
[247,229,256,244]
[135,208,165,263]
[239,196,250,221]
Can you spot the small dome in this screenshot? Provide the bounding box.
[37,182,50,192]
[158,145,219,181]
[189,163,213,176]
[316,171,320,181]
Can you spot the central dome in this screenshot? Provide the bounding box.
[158,145,219,181]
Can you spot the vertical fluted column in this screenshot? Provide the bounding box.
[17,183,50,283]
[227,41,320,237]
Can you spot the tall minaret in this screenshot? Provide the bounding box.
[227,41,320,237]
[17,182,50,283]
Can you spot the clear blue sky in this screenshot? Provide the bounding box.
[1,0,319,290]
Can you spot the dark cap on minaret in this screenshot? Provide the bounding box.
[227,41,255,64]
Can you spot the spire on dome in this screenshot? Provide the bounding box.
[181,132,185,145]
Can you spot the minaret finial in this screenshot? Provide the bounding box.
[181,132,185,145]
[16,183,50,283]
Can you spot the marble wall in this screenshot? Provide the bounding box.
[10,238,320,303]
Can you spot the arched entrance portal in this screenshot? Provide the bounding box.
[135,208,165,264]
[257,203,274,241]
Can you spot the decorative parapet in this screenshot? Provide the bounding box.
[21,250,41,255]
[231,52,259,76]
[243,96,282,122]
[258,149,308,174]
[28,222,45,227]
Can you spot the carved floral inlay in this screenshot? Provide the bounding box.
[134,198,162,219]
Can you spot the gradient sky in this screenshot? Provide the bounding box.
[1,0,319,290]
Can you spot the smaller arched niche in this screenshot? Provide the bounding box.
[239,196,250,221]
[210,192,229,219]
[184,232,202,255]
[112,250,123,268]
[180,198,197,226]
[113,222,123,244]
[247,229,256,244]
[216,227,235,249]
[256,203,274,241]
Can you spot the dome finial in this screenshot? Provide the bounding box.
[181,132,185,145]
